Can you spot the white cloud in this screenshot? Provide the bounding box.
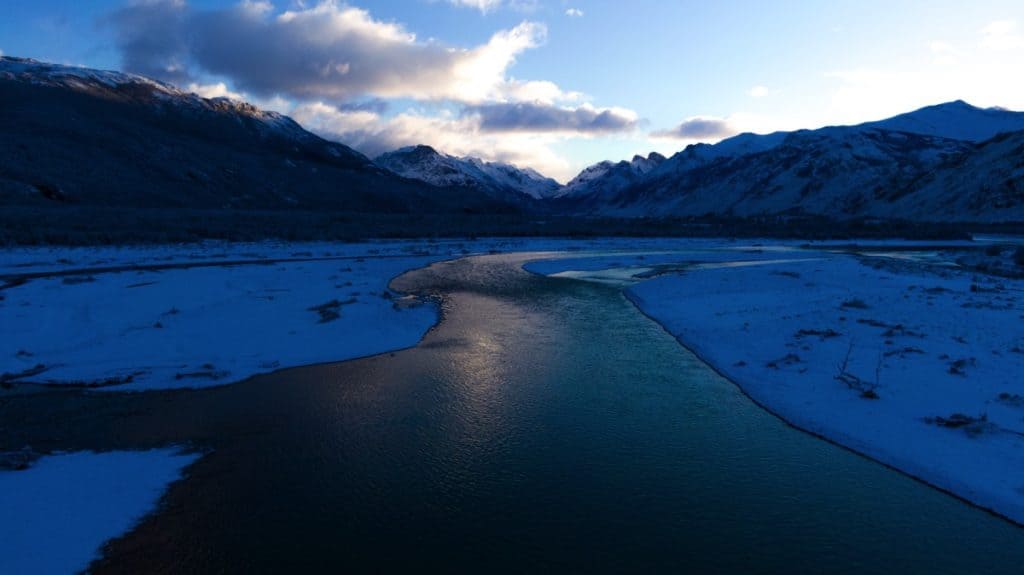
[108,1,637,180]
[444,0,540,13]
[450,21,552,103]
[565,8,584,17]
[928,40,962,66]
[112,2,571,104]
[929,40,958,54]
[981,20,1024,51]
[292,101,575,180]
[809,20,1024,127]
[448,0,503,12]
[748,85,769,98]
[186,82,244,100]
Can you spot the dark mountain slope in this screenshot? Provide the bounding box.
[0,57,513,214]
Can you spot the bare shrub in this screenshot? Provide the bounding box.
[840,298,869,310]
[835,342,881,399]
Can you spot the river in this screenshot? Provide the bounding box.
[4,253,1023,573]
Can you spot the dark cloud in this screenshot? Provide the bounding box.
[105,1,543,102]
[466,102,638,133]
[336,98,390,114]
[105,0,192,84]
[651,117,736,140]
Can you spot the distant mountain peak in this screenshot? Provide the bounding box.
[375,146,560,200]
[866,99,1024,142]
[396,144,440,156]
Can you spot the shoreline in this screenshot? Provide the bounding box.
[620,288,1024,529]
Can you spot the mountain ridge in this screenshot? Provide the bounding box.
[2,56,1023,224]
[0,56,532,215]
[374,145,560,203]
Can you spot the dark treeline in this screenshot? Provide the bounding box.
[4,206,1021,246]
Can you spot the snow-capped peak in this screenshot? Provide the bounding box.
[0,56,179,94]
[374,146,561,200]
[557,152,667,198]
[864,100,1024,142]
[0,56,306,140]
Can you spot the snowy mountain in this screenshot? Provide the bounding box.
[865,100,1024,143]
[563,100,1024,222]
[375,145,560,202]
[557,152,665,200]
[2,55,1022,226]
[0,57,351,156]
[899,130,1024,221]
[0,57,518,214]
[590,128,971,218]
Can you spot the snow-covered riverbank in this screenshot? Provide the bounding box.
[0,238,651,391]
[0,448,199,574]
[528,245,1024,524]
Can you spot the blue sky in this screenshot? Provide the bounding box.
[3,1,1024,180]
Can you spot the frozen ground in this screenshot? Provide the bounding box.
[528,245,1024,524]
[0,448,199,575]
[1,251,444,391]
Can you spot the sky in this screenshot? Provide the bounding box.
[2,0,1024,181]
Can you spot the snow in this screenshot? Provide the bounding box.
[0,241,469,390]
[0,56,307,140]
[0,238,710,391]
[527,245,1024,524]
[374,146,560,199]
[868,100,1024,142]
[0,56,178,95]
[563,100,1024,219]
[558,153,666,199]
[0,448,199,575]
[1,256,444,391]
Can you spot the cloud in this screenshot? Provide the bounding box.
[105,1,638,179]
[466,102,638,133]
[650,116,737,140]
[105,0,191,83]
[929,40,959,55]
[109,1,558,104]
[565,8,583,17]
[444,0,539,13]
[748,85,769,98]
[335,98,390,114]
[817,20,1024,126]
[291,101,575,180]
[981,20,1024,51]
[447,0,503,12]
[186,81,245,100]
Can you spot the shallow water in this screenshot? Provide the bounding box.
[7,253,1023,573]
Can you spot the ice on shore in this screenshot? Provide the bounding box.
[0,448,199,575]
